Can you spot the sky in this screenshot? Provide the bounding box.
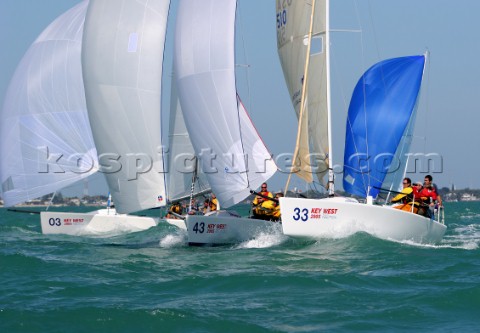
[1,0,479,197]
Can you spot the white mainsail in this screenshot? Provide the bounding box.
[276,0,329,186]
[174,0,276,208]
[82,0,169,214]
[0,0,97,207]
[167,75,210,202]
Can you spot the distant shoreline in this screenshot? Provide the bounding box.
[1,188,479,208]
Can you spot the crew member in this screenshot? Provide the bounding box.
[391,177,418,213]
[252,182,274,220]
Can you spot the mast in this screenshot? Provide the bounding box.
[188,158,198,212]
[326,0,334,196]
[284,0,317,194]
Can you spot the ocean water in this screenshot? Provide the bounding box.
[1,202,479,332]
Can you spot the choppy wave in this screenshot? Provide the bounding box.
[159,232,187,248]
[1,203,480,332]
[236,224,288,249]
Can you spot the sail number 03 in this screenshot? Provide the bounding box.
[49,217,61,226]
[293,207,309,222]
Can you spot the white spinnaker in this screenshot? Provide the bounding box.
[0,0,98,207]
[174,0,276,208]
[82,0,169,213]
[276,0,329,186]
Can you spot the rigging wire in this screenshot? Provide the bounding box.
[234,1,250,189]
[340,0,371,196]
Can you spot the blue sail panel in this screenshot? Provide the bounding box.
[343,55,425,198]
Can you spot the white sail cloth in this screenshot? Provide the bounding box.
[82,0,170,214]
[167,76,210,202]
[1,0,98,206]
[174,0,276,208]
[276,0,329,185]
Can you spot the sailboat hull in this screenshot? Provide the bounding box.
[165,218,187,230]
[40,209,158,236]
[279,197,446,244]
[185,211,281,246]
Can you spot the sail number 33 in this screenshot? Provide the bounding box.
[293,207,339,221]
[293,207,309,221]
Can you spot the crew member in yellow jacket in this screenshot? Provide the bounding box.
[391,177,418,214]
[210,193,219,211]
[252,182,274,220]
[266,193,283,221]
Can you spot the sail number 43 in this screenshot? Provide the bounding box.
[193,222,205,233]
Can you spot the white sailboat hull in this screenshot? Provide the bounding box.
[40,209,158,236]
[185,210,280,246]
[280,197,446,244]
[165,218,187,230]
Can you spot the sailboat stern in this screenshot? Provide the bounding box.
[40,209,158,236]
[279,197,446,244]
[185,211,281,246]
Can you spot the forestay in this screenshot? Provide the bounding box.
[174,0,276,208]
[0,0,97,206]
[82,0,170,214]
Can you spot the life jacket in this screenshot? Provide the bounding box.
[210,198,218,211]
[171,204,182,214]
[273,204,281,218]
[253,191,273,206]
[391,187,413,204]
[419,186,438,204]
[393,203,419,214]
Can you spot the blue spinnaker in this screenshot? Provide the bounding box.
[343,55,425,198]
